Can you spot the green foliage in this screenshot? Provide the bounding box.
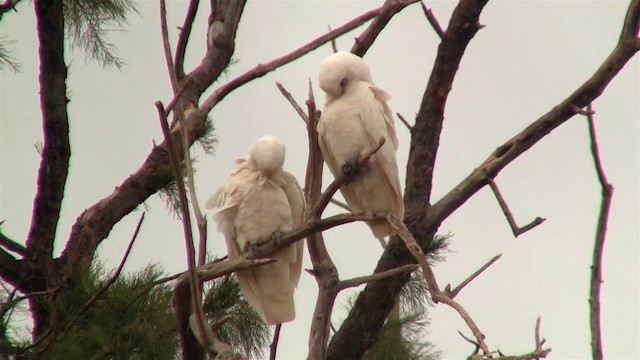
[203,275,271,360]
[364,311,439,360]
[63,0,138,69]
[29,263,178,359]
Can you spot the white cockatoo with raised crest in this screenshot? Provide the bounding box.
[317,51,404,239]
[206,136,305,325]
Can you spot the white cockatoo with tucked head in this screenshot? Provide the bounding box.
[317,51,404,240]
[206,136,305,325]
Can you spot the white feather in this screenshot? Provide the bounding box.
[318,51,404,239]
[207,136,306,325]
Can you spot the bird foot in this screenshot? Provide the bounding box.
[243,242,260,258]
[341,157,363,184]
[271,231,283,247]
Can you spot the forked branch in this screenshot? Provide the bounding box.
[486,178,546,237]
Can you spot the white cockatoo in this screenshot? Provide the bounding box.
[317,51,404,239]
[206,136,305,325]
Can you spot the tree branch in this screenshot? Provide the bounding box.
[328,1,489,357]
[584,103,613,360]
[275,81,308,123]
[0,224,25,256]
[174,0,200,81]
[486,178,546,237]
[59,0,245,286]
[337,264,418,291]
[420,1,445,40]
[200,5,382,113]
[350,0,420,57]
[0,0,20,19]
[329,1,640,356]
[445,254,501,299]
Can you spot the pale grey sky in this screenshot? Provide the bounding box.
[1,1,638,359]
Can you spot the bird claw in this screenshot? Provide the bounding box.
[244,242,260,258]
[271,231,283,247]
[341,158,362,183]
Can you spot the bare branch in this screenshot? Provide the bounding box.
[420,1,445,39]
[200,6,381,113]
[269,324,282,360]
[486,178,546,237]
[445,254,501,299]
[338,264,418,291]
[155,102,211,355]
[351,0,420,56]
[584,103,613,360]
[0,0,20,18]
[174,0,200,80]
[275,81,308,123]
[329,199,352,212]
[328,25,339,53]
[328,1,490,355]
[396,112,413,131]
[0,225,25,256]
[302,82,339,360]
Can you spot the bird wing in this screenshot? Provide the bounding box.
[359,85,404,219]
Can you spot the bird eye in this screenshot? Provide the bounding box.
[339,77,348,88]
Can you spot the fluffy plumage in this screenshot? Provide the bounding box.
[318,51,404,239]
[206,136,305,325]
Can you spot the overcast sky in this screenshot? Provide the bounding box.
[1,1,638,359]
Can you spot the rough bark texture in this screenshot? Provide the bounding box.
[21,0,70,338]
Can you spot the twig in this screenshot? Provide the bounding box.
[494,317,552,360]
[382,212,491,357]
[445,254,502,299]
[338,264,418,291]
[420,1,445,39]
[487,178,546,237]
[249,212,382,258]
[275,81,309,123]
[200,6,381,113]
[350,0,420,56]
[159,0,208,268]
[269,324,282,360]
[584,103,613,360]
[0,227,25,256]
[174,0,200,80]
[329,199,352,212]
[155,102,211,352]
[310,137,386,218]
[0,0,20,18]
[396,112,413,131]
[328,25,339,53]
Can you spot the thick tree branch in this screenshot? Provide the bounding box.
[59,0,245,284]
[0,249,21,288]
[328,1,640,357]
[328,1,489,357]
[21,0,71,338]
[585,104,613,360]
